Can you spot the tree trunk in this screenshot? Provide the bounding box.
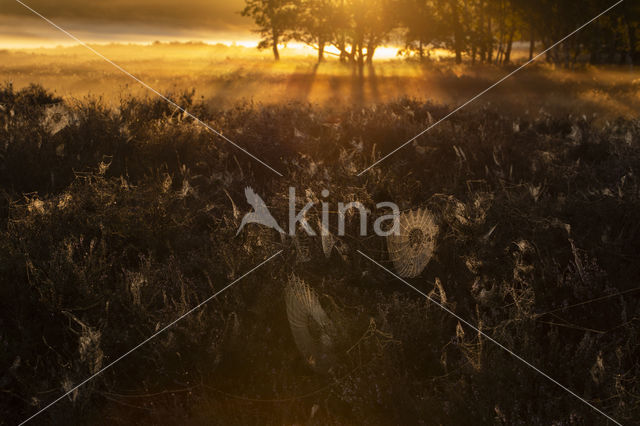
[419,37,424,61]
[496,0,505,64]
[272,31,280,61]
[504,28,514,64]
[607,32,616,63]
[366,42,376,64]
[340,49,348,63]
[572,42,581,67]
[496,43,503,65]
[487,17,493,63]
[625,16,637,65]
[479,1,486,62]
[338,35,348,63]
[450,0,463,64]
[529,24,535,60]
[318,39,325,63]
[349,43,357,63]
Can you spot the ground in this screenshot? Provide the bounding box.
[1,45,639,425]
[1,43,639,115]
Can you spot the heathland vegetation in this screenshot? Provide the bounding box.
[1,80,639,424]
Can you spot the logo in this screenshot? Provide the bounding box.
[236,187,285,235]
[237,187,400,237]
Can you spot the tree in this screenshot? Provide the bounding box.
[511,0,542,61]
[293,0,338,62]
[241,0,298,60]
[622,1,640,64]
[449,0,464,63]
[399,0,440,61]
[344,0,396,67]
[239,0,640,65]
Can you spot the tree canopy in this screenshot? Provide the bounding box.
[241,0,640,65]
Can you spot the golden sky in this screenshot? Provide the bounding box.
[0,0,254,48]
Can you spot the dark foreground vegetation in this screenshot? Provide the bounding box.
[1,83,639,424]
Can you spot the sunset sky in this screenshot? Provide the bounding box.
[0,0,256,48]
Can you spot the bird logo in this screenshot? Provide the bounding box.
[236,187,285,235]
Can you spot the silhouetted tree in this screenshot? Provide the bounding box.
[240,0,640,65]
[449,0,464,63]
[346,0,396,67]
[241,0,298,60]
[400,0,441,61]
[293,0,338,62]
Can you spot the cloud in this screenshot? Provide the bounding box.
[1,0,251,31]
[0,0,256,47]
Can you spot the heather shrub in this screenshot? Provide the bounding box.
[1,84,639,424]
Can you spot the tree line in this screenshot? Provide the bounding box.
[241,0,640,66]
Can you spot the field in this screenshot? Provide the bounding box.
[2,43,640,116]
[1,44,640,425]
